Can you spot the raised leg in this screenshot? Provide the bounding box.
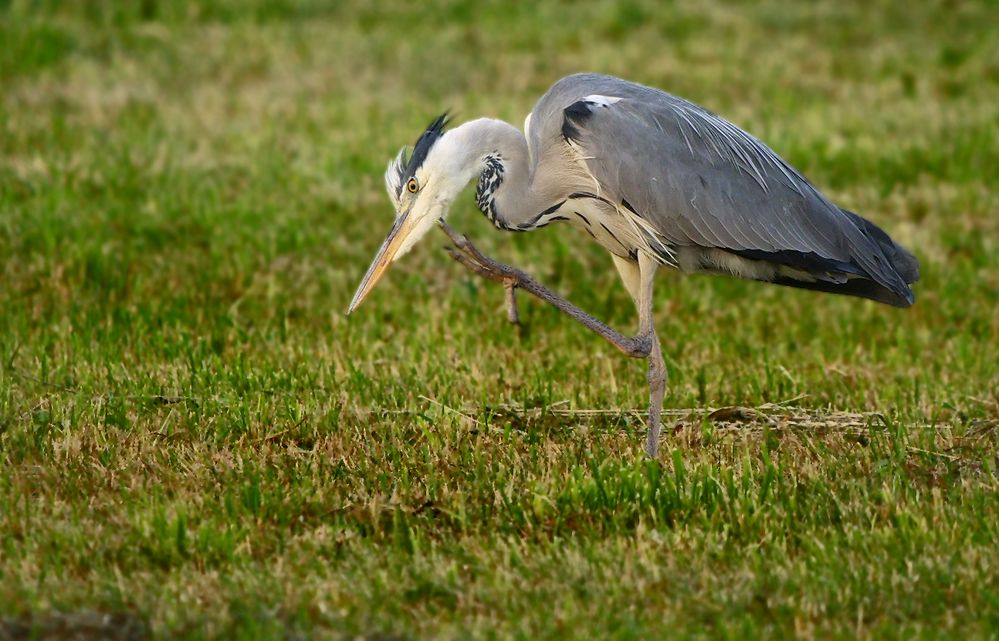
[441,221,667,457]
[439,221,654,358]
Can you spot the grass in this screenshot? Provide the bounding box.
[1,0,998,638]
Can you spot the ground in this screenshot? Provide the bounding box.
[1,1,998,639]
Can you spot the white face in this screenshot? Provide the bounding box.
[387,164,444,260]
[347,133,474,314]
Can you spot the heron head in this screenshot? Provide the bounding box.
[348,113,479,313]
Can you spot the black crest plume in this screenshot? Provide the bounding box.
[386,113,451,204]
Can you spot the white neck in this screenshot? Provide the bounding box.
[435,118,553,229]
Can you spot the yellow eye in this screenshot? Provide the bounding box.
[406,178,418,193]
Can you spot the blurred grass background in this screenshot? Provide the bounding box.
[1,0,998,639]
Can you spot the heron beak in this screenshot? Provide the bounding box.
[347,210,415,314]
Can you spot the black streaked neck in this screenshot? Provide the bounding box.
[475,154,513,230]
[448,118,551,230]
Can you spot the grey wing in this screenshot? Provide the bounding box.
[530,74,918,307]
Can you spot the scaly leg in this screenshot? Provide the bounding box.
[645,325,667,457]
[614,254,667,457]
[440,221,667,457]
[439,220,654,358]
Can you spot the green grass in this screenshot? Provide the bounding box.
[1,0,998,638]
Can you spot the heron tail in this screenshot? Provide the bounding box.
[732,208,920,308]
[840,208,920,285]
[796,208,919,308]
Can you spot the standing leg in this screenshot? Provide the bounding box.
[636,253,667,458]
[646,332,667,458]
[613,254,667,458]
[610,254,642,306]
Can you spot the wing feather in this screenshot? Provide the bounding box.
[529,73,916,305]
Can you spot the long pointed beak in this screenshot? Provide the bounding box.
[347,210,414,314]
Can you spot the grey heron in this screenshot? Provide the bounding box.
[347,73,919,458]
